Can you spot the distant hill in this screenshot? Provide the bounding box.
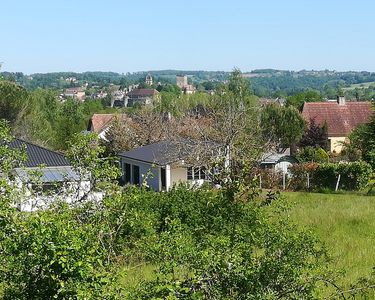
[2,69,375,99]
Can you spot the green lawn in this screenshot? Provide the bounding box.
[285,192,375,294]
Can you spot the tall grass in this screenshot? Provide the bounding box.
[285,192,375,294]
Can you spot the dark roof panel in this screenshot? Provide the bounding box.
[15,166,80,183]
[119,140,180,165]
[119,139,221,166]
[9,139,70,167]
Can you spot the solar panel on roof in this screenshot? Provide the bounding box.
[15,166,80,183]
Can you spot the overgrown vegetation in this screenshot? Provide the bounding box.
[286,192,375,298]
[289,161,372,191]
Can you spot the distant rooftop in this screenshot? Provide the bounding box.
[88,113,130,133]
[127,89,158,97]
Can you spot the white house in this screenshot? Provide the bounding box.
[118,140,213,191]
[8,139,94,211]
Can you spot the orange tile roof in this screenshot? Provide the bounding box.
[89,114,129,133]
[302,101,373,137]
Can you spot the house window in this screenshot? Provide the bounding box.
[187,166,207,180]
[133,165,140,185]
[187,167,193,180]
[124,163,131,184]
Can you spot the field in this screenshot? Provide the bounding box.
[285,192,375,296]
[342,81,375,90]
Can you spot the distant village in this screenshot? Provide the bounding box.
[60,73,197,106]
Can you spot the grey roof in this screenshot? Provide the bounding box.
[261,148,296,164]
[118,139,220,166]
[9,139,70,167]
[118,140,184,165]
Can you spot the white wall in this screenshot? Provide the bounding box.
[170,167,187,187]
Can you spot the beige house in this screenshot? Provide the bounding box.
[63,87,86,101]
[302,97,373,153]
[126,88,160,106]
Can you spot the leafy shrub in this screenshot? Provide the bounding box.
[0,203,121,300]
[256,168,283,189]
[126,187,330,299]
[289,161,372,191]
[288,162,319,191]
[296,146,329,163]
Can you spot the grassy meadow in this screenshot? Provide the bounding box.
[285,192,375,296]
[342,81,375,90]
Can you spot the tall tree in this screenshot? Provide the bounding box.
[347,104,375,168]
[286,90,322,111]
[261,104,306,150]
[299,118,328,150]
[0,81,29,127]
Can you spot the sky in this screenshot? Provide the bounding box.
[1,0,374,74]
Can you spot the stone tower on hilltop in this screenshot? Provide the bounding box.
[176,74,188,88]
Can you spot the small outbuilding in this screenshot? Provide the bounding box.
[260,148,297,174]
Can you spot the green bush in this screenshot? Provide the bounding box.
[289,161,372,191]
[295,146,329,163]
[288,162,319,191]
[0,185,333,299]
[0,203,120,300]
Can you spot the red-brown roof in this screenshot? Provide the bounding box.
[88,114,128,133]
[302,101,373,137]
[127,89,159,97]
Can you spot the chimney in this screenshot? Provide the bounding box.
[337,96,346,106]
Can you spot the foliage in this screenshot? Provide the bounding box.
[256,168,283,190]
[295,146,329,163]
[123,187,330,299]
[261,104,306,148]
[289,162,372,191]
[6,69,375,100]
[314,162,373,191]
[1,121,373,298]
[205,69,262,192]
[346,106,375,168]
[288,163,319,191]
[67,132,120,197]
[286,90,323,110]
[0,81,29,126]
[299,118,328,150]
[0,79,114,149]
[0,204,121,300]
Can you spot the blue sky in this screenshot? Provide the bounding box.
[1,0,374,74]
